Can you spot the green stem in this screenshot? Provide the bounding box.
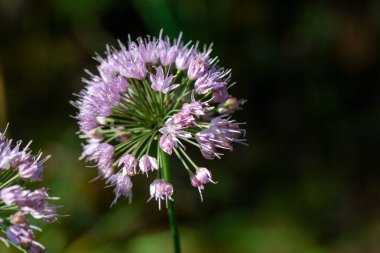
[161,152,181,253]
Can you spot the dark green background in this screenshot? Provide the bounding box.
[0,1,379,252]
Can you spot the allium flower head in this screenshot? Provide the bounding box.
[73,30,246,207]
[0,126,59,252]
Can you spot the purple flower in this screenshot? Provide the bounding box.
[187,57,209,80]
[79,138,102,160]
[210,116,244,140]
[89,143,114,179]
[171,112,196,127]
[108,43,148,80]
[0,126,60,252]
[191,167,215,201]
[159,134,176,155]
[18,160,43,182]
[195,130,221,160]
[163,45,179,66]
[139,155,158,176]
[194,116,245,160]
[137,38,159,64]
[150,66,179,94]
[149,179,173,210]
[28,241,46,253]
[20,188,58,222]
[73,30,246,207]
[213,86,230,103]
[194,70,228,95]
[0,185,26,205]
[118,154,137,176]
[0,138,15,169]
[126,57,148,80]
[194,167,214,184]
[73,70,128,132]
[106,169,133,206]
[170,98,212,127]
[6,224,33,247]
[175,46,195,70]
[159,120,191,154]
[187,45,214,80]
[182,100,212,117]
[1,186,58,223]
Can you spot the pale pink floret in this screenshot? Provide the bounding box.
[79,138,101,161]
[160,43,179,66]
[187,57,209,80]
[170,99,212,128]
[106,169,133,206]
[187,45,214,80]
[137,38,159,64]
[195,130,221,160]
[210,116,244,140]
[182,100,213,117]
[148,179,173,210]
[150,66,179,94]
[191,167,215,201]
[159,119,191,155]
[159,134,177,155]
[89,143,114,179]
[118,154,137,176]
[175,46,195,70]
[195,116,245,160]
[213,86,230,103]
[139,155,158,176]
[194,71,227,95]
[17,159,44,182]
[171,112,196,127]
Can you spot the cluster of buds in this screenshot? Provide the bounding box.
[73,30,246,209]
[0,126,59,253]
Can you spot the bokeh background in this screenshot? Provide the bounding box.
[0,0,380,252]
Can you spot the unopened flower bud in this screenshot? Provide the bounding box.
[11,211,27,225]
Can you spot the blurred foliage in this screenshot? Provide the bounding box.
[0,0,380,252]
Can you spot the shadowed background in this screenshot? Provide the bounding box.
[0,0,380,252]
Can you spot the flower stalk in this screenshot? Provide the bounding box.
[161,151,181,253]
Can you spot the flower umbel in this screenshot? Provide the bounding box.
[0,125,59,253]
[73,30,246,208]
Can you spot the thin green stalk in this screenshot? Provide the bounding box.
[161,152,181,253]
[173,148,192,174]
[178,147,198,169]
[0,173,19,189]
[179,138,200,148]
